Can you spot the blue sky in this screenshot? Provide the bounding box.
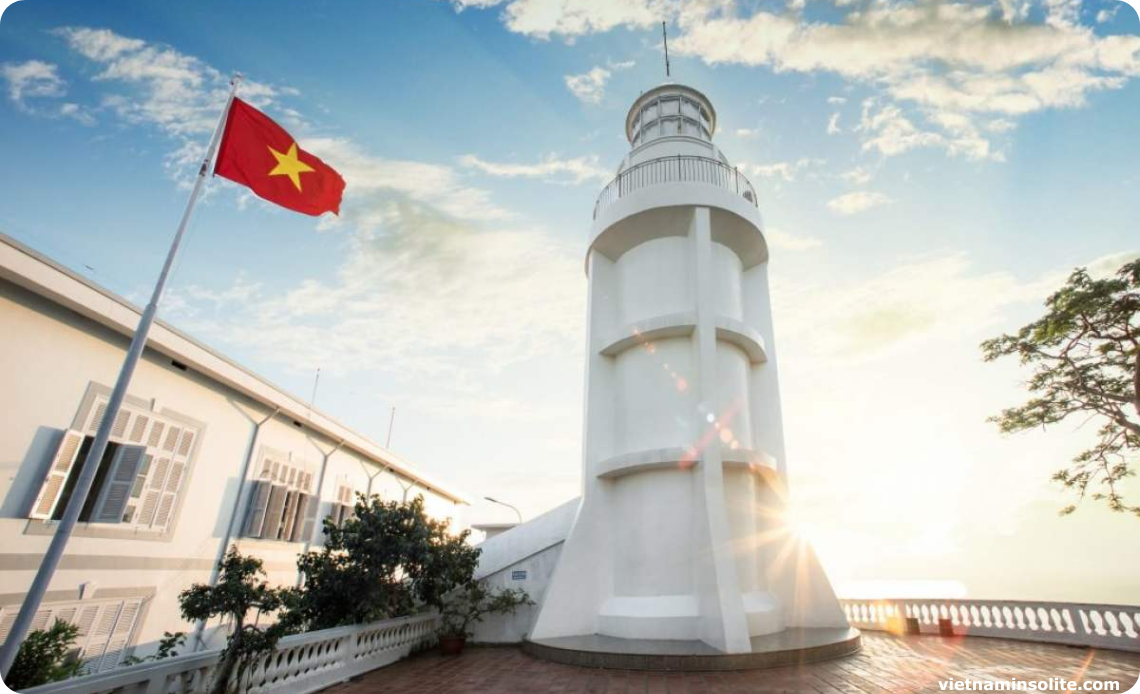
[1,0,1139,603]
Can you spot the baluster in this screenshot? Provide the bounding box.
[1120,611,1138,639]
[1105,611,1122,637]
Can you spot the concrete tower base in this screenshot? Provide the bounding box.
[524,627,861,671]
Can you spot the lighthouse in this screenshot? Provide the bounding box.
[527,83,858,664]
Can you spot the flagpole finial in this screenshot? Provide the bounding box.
[230,72,244,88]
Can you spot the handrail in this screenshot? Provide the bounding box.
[593,155,758,220]
[840,598,1140,653]
[22,612,439,694]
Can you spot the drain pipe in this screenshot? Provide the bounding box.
[192,406,279,651]
[294,439,345,587]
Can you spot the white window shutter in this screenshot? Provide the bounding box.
[79,603,120,673]
[289,493,307,543]
[0,612,18,645]
[242,480,273,538]
[95,599,140,672]
[92,445,147,523]
[297,494,318,542]
[261,485,289,540]
[331,503,351,528]
[29,430,86,520]
[278,491,299,541]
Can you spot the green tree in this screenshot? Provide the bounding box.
[179,549,290,694]
[4,620,84,690]
[982,258,1140,515]
[287,494,480,631]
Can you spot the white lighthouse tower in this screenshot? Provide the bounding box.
[527,83,857,665]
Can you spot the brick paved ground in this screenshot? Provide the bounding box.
[326,632,1140,694]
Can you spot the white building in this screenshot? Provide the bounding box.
[473,84,856,666]
[0,233,470,671]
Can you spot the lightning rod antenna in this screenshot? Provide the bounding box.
[662,21,671,78]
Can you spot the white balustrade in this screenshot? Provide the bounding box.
[20,613,438,694]
[840,599,1140,653]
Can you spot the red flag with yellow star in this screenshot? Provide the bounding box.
[213,98,345,216]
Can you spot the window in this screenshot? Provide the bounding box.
[329,484,356,529]
[242,449,315,543]
[631,92,712,145]
[29,400,201,533]
[0,597,144,674]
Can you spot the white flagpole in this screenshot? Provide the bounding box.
[0,74,243,679]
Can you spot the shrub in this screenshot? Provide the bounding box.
[4,619,84,690]
[287,494,480,631]
[439,583,533,638]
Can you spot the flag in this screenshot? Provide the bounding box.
[214,98,345,216]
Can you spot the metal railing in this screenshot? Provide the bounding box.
[840,598,1140,653]
[22,613,438,694]
[593,155,758,220]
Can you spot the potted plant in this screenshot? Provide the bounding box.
[438,582,533,655]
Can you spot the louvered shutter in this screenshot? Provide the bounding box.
[260,485,288,540]
[298,494,318,542]
[29,430,86,520]
[95,600,139,672]
[138,456,170,527]
[277,491,299,541]
[242,481,273,537]
[0,612,18,646]
[87,402,108,433]
[128,415,149,443]
[330,503,351,528]
[79,603,120,673]
[92,445,147,523]
[154,453,186,530]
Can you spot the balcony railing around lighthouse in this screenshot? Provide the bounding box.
[840,598,1140,653]
[593,155,759,220]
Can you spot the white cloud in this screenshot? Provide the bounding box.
[827,96,847,105]
[775,249,1138,362]
[2,60,64,103]
[443,0,508,7]
[500,0,670,40]
[740,157,825,182]
[1,59,93,124]
[735,127,761,139]
[458,153,611,185]
[775,252,1043,359]
[827,190,891,215]
[765,227,822,252]
[840,166,872,185]
[55,26,287,180]
[826,112,841,135]
[450,0,1140,163]
[1095,6,1118,23]
[173,210,583,381]
[303,138,512,222]
[565,66,611,104]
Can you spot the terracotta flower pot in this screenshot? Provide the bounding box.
[439,634,467,655]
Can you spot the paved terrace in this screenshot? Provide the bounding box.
[327,632,1140,694]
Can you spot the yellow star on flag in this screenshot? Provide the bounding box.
[267,142,315,191]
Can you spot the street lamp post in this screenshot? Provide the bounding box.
[484,496,522,524]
